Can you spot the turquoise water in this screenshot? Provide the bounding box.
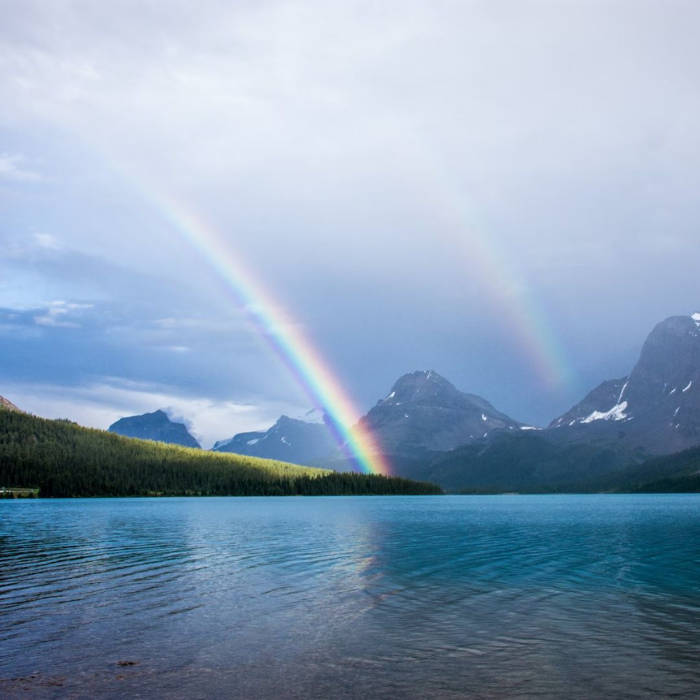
[1,495,699,698]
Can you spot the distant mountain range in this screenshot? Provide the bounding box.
[15,310,699,493]
[108,410,201,448]
[397,313,700,490]
[217,312,700,490]
[212,414,338,467]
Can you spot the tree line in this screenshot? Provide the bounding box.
[0,410,442,497]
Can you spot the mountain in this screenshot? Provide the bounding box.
[0,395,21,412]
[549,313,700,454]
[108,409,201,448]
[213,414,337,467]
[360,370,524,456]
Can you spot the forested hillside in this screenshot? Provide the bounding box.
[0,411,441,497]
[385,431,700,493]
[610,444,700,493]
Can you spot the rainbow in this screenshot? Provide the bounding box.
[405,145,575,392]
[146,194,391,476]
[446,218,573,391]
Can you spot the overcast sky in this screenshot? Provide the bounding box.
[1,1,699,446]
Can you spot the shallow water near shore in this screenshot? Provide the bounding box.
[1,494,699,698]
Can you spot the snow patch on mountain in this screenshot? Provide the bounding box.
[617,381,629,403]
[581,401,629,424]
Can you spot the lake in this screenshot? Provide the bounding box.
[1,495,699,698]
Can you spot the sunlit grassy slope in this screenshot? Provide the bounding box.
[0,409,441,496]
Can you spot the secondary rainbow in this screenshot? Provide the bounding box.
[147,194,391,476]
[406,143,576,392]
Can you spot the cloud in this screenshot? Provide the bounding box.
[0,292,306,414]
[0,152,42,181]
[33,232,60,249]
[33,300,93,327]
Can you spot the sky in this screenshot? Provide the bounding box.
[1,1,699,447]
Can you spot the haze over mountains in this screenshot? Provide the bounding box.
[32,311,700,491]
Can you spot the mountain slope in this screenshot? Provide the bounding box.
[109,409,201,448]
[608,443,700,493]
[213,415,338,467]
[0,410,441,497]
[0,395,21,412]
[360,370,524,456]
[394,431,644,492]
[549,313,700,453]
[550,378,629,428]
[398,430,700,494]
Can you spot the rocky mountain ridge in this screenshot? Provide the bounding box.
[0,395,21,412]
[359,369,524,455]
[212,414,337,467]
[108,409,201,448]
[548,313,700,454]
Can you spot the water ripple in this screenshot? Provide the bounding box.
[1,494,699,698]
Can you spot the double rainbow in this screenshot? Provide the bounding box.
[97,136,574,476]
